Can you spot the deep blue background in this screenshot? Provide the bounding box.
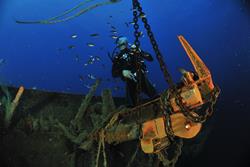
[0,0,250,167]
[0,0,249,97]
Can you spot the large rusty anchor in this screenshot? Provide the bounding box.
[91,35,220,155]
[140,35,220,153]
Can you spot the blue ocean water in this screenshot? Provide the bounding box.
[0,0,249,97]
[1,1,250,166]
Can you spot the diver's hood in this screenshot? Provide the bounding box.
[116,36,128,47]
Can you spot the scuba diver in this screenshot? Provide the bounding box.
[111,36,157,106]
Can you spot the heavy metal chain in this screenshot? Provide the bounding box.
[132,0,183,124]
[131,0,184,127]
[159,83,220,123]
[157,138,183,167]
[132,0,142,105]
[174,84,220,123]
[132,0,175,89]
[132,1,141,49]
[131,0,220,123]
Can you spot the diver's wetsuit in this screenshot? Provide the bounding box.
[112,48,157,106]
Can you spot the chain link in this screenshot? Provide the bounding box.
[133,9,140,48]
[175,85,220,123]
[134,0,175,88]
[132,0,142,105]
[131,0,220,123]
[157,138,183,167]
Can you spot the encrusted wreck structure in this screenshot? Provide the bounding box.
[4,1,220,166]
[0,35,220,167]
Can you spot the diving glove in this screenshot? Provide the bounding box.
[122,70,137,82]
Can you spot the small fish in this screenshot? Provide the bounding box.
[88,74,96,80]
[107,22,111,25]
[139,13,146,18]
[138,31,144,37]
[129,21,135,25]
[68,45,76,49]
[110,30,117,34]
[90,33,99,37]
[125,22,129,27]
[71,34,78,39]
[87,59,94,64]
[111,35,118,39]
[109,15,113,18]
[95,56,101,61]
[89,56,95,62]
[84,63,88,67]
[84,84,91,89]
[111,26,116,29]
[87,43,95,47]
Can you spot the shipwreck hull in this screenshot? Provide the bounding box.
[0,86,213,167]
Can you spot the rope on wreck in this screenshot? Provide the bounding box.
[95,111,120,167]
[157,139,183,167]
[15,0,121,24]
[95,129,107,167]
